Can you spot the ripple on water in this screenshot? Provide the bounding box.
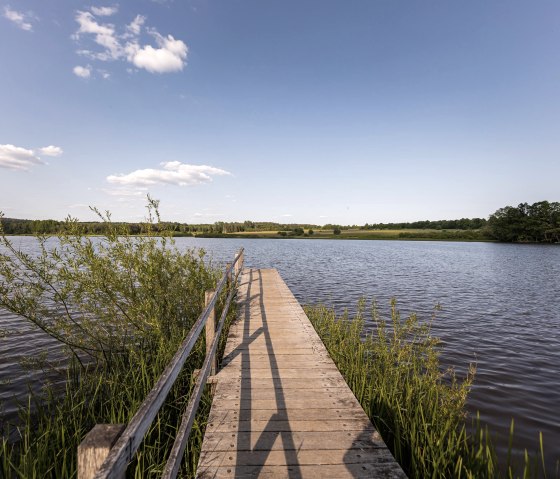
[1,237,559,473]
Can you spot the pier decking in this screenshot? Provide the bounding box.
[196,268,406,478]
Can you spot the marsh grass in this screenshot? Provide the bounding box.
[305,300,554,479]
[1,287,238,478]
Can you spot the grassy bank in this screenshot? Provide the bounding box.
[305,300,553,479]
[205,228,493,242]
[0,201,237,477]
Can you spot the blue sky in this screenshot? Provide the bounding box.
[1,1,559,224]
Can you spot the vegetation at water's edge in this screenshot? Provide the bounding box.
[2,200,558,243]
[305,301,557,479]
[0,199,236,477]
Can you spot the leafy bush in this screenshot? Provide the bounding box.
[0,198,233,477]
[0,199,218,368]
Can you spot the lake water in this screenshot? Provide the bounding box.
[1,236,559,473]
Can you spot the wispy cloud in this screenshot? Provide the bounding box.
[90,5,118,16]
[73,8,188,74]
[107,161,231,187]
[3,6,34,31]
[39,145,63,157]
[0,144,63,171]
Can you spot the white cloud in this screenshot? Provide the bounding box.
[0,143,63,170]
[90,6,118,16]
[107,161,231,187]
[73,65,92,78]
[73,10,187,74]
[127,34,187,73]
[3,6,34,31]
[0,144,43,171]
[39,145,63,157]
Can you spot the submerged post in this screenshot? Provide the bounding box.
[77,424,125,479]
[204,290,217,376]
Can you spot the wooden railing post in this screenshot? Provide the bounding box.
[226,263,232,288]
[235,249,244,278]
[205,290,217,376]
[77,424,125,479]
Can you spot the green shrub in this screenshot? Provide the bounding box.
[0,198,235,477]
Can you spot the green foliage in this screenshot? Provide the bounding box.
[487,201,560,243]
[333,227,341,235]
[308,229,314,235]
[292,227,304,236]
[398,229,488,241]
[0,200,218,367]
[364,218,488,231]
[0,199,236,477]
[305,301,552,478]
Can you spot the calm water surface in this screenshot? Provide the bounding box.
[1,237,559,472]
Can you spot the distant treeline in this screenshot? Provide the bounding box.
[1,201,558,243]
[487,201,560,243]
[0,218,318,236]
[364,218,487,231]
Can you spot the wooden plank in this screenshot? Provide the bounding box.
[212,388,362,402]
[205,419,376,433]
[200,430,386,452]
[196,268,405,478]
[197,463,406,479]
[199,448,397,466]
[207,408,368,423]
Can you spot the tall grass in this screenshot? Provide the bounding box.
[0,199,238,477]
[0,311,238,478]
[305,299,555,479]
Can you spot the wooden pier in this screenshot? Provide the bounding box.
[196,268,406,478]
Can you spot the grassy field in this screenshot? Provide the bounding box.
[222,228,490,241]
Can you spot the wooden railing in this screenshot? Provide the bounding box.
[77,248,245,479]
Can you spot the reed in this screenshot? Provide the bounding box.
[1,291,238,478]
[305,300,554,479]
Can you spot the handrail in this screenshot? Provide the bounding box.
[85,248,244,479]
[162,261,242,479]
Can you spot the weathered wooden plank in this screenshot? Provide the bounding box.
[200,430,386,452]
[205,418,376,433]
[199,448,397,467]
[215,371,343,381]
[214,377,348,389]
[208,397,363,411]
[196,268,405,478]
[207,408,367,424]
[212,387,362,402]
[197,463,406,479]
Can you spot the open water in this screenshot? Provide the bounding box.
[1,236,559,473]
